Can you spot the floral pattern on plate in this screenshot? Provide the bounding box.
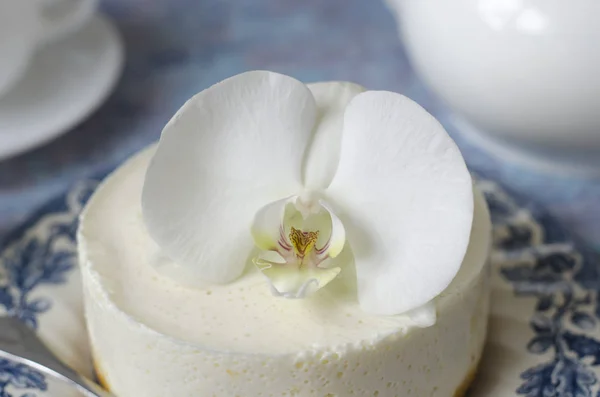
[0,181,96,397]
[476,179,600,397]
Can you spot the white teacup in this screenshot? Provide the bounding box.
[0,0,98,98]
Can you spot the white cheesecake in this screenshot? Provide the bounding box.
[78,145,491,397]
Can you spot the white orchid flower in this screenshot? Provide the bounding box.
[142,71,473,315]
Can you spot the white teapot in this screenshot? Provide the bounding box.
[387,0,600,170]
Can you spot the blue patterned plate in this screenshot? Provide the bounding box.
[0,177,598,397]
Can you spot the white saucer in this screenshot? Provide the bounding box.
[0,14,123,161]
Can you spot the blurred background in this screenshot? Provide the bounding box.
[0,0,599,252]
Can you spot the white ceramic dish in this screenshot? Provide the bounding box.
[0,175,599,396]
[0,0,99,98]
[386,0,600,175]
[0,14,123,161]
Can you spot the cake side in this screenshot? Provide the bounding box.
[78,145,491,397]
[83,276,488,397]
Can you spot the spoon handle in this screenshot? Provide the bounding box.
[0,316,114,397]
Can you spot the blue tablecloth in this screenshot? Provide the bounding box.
[1,0,599,253]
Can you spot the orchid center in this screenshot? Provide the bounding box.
[250,197,347,299]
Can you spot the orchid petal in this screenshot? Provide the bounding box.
[255,255,342,299]
[318,200,345,259]
[328,91,474,315]
[303,82,366,191]
[251,197,296,252]
[142,71,317,284]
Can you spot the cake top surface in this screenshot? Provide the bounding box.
[80,146,490,355]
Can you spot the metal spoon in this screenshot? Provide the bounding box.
[0,316,113,397]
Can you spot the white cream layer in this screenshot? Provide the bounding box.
[79,146,491,397]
